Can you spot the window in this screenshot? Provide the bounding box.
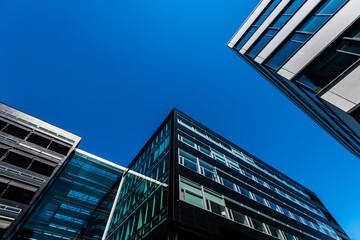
[221,177,235,191]
[204,190,227,217]
[235,0,281,50]
[27,133,51,148]
[266,0,347,70]
[0,147,7,158]
[0,120,7,130]
[253,194,266,205]
[249,218,267,233]
[247,0,305,58]
[2,182,37,204]
[180,179,204,209]
[28,161,56,177]
[231,210,249,226]
[268,225,285,239]
[238,186,252,199]
[296,21,360,92]
[267,201,280,212]
[179,149,198,172]
[283,232,297,240]
[48,142,70,155]
[3,152,32,169]
[199,161,216,180]
[2,124,29,139]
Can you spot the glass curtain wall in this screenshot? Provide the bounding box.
[11,150,123,240]
[105,120,171,240]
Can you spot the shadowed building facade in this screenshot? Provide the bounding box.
[228,0,360,158]
[102,109,349,240]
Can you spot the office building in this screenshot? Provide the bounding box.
[10,149,124,240]
[227,0,360,157]
[103,109,349,240]
[0,103,81,238]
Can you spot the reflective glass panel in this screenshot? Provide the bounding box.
[299,15,329,33]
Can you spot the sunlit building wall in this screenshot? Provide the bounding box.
[228,0,360,158]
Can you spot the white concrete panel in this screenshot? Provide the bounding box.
[320,63,360,112]
[255,0,321,64]
[279,1,360,80]
[227,0,271,48]
[241,0,291,53]
[321,91,355,113]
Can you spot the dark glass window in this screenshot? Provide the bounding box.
[297,46,359,92]
[27,133,51,148]
[268,225,284,239]
[239,186,252,199]
[266,40,303,70]
[209,201,227,218]
[0,147,7,158]
[0,120,7,130]
[3,152,32,169]
[2,185,36,204]
[232,210,248,226]
[254,194,266,205]
[250,218,267,233]
[28,161,56,177]
[48,142,70,155]
[2,124,30,139]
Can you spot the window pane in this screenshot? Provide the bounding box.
[204,191,224,205]
[266,40,302,70]
[222,178,235,191]
[297,51,358,91]
[253,194,266,205]
[317,0,346,15]
[283,232,296,240]
[281,207,293,218]
[199,146,211,156]
[248,35,272,58]
[284,0,305,15]
[338,40,360,55]
[186,192,204,209]
[272,15,291,29]
[209,201,227,218]
[235,27,258,50]
[180,181,202,196]
[268,225,284,239]
[299,15,329,33]
[182,137,195,148]
[232,210,249,226]
[239,186,252,199]
[183,157,198,172]
[250,218,267,233]
[179,150,197,163]
[268,201,280,212]
[291,33,310,43]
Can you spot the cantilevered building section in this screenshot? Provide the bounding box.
[10,149,125,240]
[228,0,360,158]
[102,109,349,240]
[0,103,81,238]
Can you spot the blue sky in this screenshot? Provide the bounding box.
[1,0,359,238]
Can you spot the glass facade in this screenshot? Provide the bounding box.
[175,111,348,240]
[296,21,360,92]
[234,0,281,50]
[247,0,305,58]
[266,0,347,70]
[105,120,171,240]
[11,150,123,240]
